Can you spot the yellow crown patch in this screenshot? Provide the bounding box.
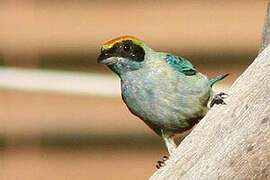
[102,35,143,50]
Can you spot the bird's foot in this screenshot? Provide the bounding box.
[210,92,228,107]
[156,155,169,169]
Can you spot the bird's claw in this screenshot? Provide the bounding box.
[210,92,228,107]
[156,155,169,169]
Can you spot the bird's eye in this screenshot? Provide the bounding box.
[123,44,130,52]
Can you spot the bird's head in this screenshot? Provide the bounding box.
[97,35,149,76]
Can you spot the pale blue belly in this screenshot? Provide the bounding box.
[121,72,211,135]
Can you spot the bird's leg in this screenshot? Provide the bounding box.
[210,92,228,108]
[156,131,177,169]
[162,132,177,155]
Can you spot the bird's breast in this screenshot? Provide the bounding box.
[120,63,211,135]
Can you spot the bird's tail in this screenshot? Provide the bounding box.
[209,73,229,87]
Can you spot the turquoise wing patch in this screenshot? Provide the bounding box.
[165,54,197,75]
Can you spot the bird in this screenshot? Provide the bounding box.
[97,35,228,166]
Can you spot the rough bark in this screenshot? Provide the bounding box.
[260,2,270,53]
[150,3,270,180]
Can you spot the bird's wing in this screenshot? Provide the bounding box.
[165,54,197,75]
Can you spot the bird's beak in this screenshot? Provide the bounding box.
[97,50,118,65]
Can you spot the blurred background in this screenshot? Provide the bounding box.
[0,0,267,179]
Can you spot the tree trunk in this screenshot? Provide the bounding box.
[150,3,270,180]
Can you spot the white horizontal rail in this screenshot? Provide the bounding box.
[0,67,121,97]
[0,67,229,97]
